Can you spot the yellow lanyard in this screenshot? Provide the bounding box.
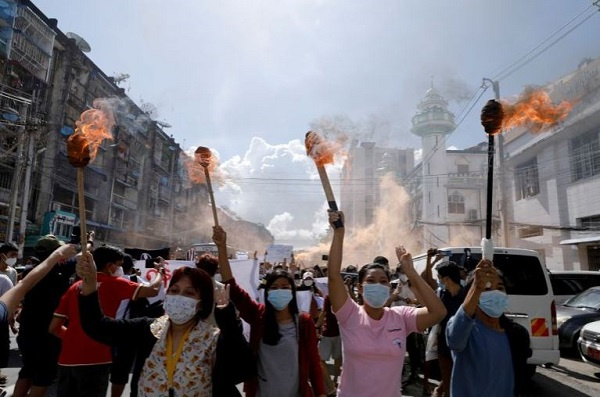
[166,325,193,393]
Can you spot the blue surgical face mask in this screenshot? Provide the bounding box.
[478,290,509,318]
[267,289,293,311]
[362,283,390,308]
[460,279,467,287]
[437,280,446,291]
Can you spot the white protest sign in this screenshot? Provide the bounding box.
[265,244,293,263]
[135,258,259,302]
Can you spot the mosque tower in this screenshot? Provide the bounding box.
[411,83,456,247]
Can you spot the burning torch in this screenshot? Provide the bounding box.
[480,98,503,260]
[479,85,573,260]
[67,100,114,254]
[194,146,219,227]
[305,131,343,229]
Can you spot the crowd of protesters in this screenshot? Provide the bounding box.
[0,207,531,397]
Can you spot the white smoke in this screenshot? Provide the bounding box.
[213,137,343,248]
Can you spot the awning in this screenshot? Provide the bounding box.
[560,236,600,245]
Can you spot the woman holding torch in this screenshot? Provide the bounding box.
[326,210,446,397]
[214,226,326,397]
[76,252,255,397]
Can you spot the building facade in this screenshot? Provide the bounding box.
[0,0,273,257]
[504,57,600,270]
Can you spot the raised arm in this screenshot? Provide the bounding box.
[326,211,347,312]
[397,247,446,332]
[213,226,263,322]
[421,249,442,290]
[0,243,77,317]
[76,252,151,345]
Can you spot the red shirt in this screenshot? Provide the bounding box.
[54,273,141,365]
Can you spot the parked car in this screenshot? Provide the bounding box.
[577,320,600,368]
[412,246,560,373]
[557,286,600,350]
[550,271,600,305]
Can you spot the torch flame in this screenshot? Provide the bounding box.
[67,98,115,167]
[185,146,221,184]
[501,88,572,134]
[305,131,344,167]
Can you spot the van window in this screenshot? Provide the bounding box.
[550,274,600,296]
[449,252,548,295]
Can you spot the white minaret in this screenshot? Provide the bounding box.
[411,84,456,247]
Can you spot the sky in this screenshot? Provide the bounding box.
[35,0,600,249]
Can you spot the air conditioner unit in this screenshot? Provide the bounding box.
[468,209,478,221]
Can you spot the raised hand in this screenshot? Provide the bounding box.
[50,243,77,263]
[396,246,415,274]
[214,284,230,309]
[473,259,496,291]
[328,210,344,230]
[212,225,227,247]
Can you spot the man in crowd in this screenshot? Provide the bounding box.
[0,243,18,286]
[13,235,79,397]
[434,261,466,397]
[49,246,163,397]
[10,236,78,397]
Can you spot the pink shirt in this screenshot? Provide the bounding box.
[335,297,419,397]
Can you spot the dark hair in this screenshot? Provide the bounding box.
[436,261,461,285]
[121,254,134,273]
[0,242,18,255]
[372,256,389,267]
[168,267,214,321]
[358,263,391,284]
[195,253,219,277]
[263,270,299,345]
[26,256,40,266]
[92,246,125,271]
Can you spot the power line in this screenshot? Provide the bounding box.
[491,3,599,82]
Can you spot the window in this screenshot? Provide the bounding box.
[570,129,600,182]
[579,215,600,229]
[515,158,540,200]
[457,164,469,175]
[448,191,465,214]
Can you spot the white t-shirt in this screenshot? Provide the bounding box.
[0,274,14,298]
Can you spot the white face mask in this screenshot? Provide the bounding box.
[303,279,314,287]
[5,257,17,267]
[164,295,200,324]
[111,266,124,277]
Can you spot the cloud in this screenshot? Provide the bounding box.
[214,136,342,248]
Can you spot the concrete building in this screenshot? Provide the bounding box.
[504,57,600,270]
[0,0,273,257]
[341,140,414,230]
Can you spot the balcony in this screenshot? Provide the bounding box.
[112,194,137,210]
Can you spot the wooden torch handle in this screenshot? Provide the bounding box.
[316,166,343,228]
[203,167,219,227]
[77,168,88,255]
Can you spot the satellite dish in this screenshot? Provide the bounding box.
[156,120,172,128]
[140,102,159,119]
[66,32,91,53]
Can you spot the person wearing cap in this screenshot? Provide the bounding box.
[12,236,77,397]
[298,271,324,323]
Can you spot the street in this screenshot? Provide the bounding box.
[2,331,600,396]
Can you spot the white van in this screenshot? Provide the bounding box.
[412,246,560,372]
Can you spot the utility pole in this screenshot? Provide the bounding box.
[7,103,29,244]
[483,78,511,247]
[17,128,36,257]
